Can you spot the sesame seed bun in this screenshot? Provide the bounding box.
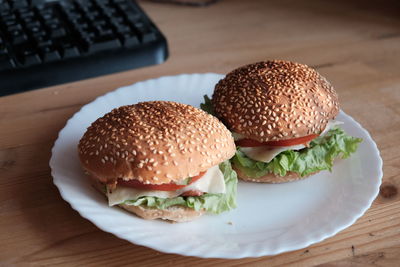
[78,101,236,185]
[212,60,339,142]
[233,165,319,183]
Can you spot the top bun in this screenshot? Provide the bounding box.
[78,101,235,185]
[212,60,339,142]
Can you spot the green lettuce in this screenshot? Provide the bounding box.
[200,95,215,116]
[232,127,362,178]
[123,161,237,214]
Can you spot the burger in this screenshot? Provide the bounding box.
[78,101,237,222]
[201,60,362,183]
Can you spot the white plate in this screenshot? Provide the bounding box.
[50,73,382,259]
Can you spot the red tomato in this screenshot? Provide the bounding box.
[236,134,319,147]
[117,171,206,191]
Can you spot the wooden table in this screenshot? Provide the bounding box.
[1,0,399,265]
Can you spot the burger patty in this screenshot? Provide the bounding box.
[181,190,204,197]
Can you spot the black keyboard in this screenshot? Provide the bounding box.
[0,0,168,96]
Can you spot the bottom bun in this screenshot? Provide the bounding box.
[89,175,204,222]
[233,165,319,183]
[119,204,204,222]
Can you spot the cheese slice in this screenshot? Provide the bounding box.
[107,165,225,206]
[240,144,306,164]
[237,120,343,163]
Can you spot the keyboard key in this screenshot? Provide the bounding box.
[110,16,125,24]
[17,47,42,66]
[2,14,16,22]
[0,2,10,12]
[12,1,29,9]
[24,53,41,66]
[41,12,55,20]
[7,24,23,32]
[62,45,80,59]
[79,29,96,41]
[133,22,156,43]
[74,22,90,31]
[96,24,114,35]
[86,36,121,53]
[102,7,119,17]
[0,54,13,71]
[64,10,82,21]
[29,26,42,34]
[93,19,108,27]
[125,10,141,22]
[41,47,61,62]
[4,19,17,27]
[116,24,131,34]
[35,4,47,11]
[76,0,96,9]
[15,8,31,16]
[22,16,36,24]
[115,2,130,8]
[58,1,75,9]
[0,10,11,18]
[46,18,62,25]
[11,31,28,45]
[121,33,139,47]
[32,32,47,41]
[86,11,101,20]
[50,28,67,38]
[49,23,62,30]
[26,21,42,28]
[18,11,35,20]
[0,45,7,55]
[37,40,54,47]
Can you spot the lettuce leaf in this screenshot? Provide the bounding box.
[123,161,237,214]
[232,127,362,178]
[200,95,215,116]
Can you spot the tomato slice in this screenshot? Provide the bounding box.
[235,139,264,147]
[117,171,206,191]
[236,134,319,147]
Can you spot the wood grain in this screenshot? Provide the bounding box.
[1,0,400,265]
